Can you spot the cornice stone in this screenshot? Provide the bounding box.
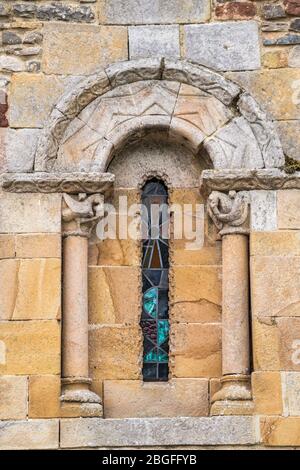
[200,169,300,196]
[1,172,115,194]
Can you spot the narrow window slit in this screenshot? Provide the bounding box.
[140,179,170,382]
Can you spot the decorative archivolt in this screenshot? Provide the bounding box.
[34,57,284,173]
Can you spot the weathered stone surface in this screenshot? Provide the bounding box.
[15,234,61,258]
[0,193,61,233]
[36,4,94,22]
[0,258,61,320]
[2,32,22,46]
[42,23,128,75]
[173,84,232,138]
[290,18,300,32]
[29,375,60,418]
[284,0,300,15]
[129,25,180,59]
[13,4,36,18]
[252,371,282,415]
[0,235,15,259]
[263,33,300,46]
[56,80,180,171]
[204,117,264,169]
[250,231,300,257]
[262,22,289,32]
[60,416,257,447]
[227,69,300,120]
[89,267,140,324]
[0,320,60,375]
[0,55,25,72]
[278,317,300,370]
[237,92,284,168]
[215,2,256,19]
[263,4,286,19]
[283,372,300,416]
[288,45,300,67]
[89,325,142,380]
[103,379,209,418]
[184,21,260,72]
[23,32,43,45]
[251,256,300,317]
[0,128,40,172]
[9,74,70,128]
[277,190,300,229]
[162,58,241,106]
[0,419,59,450]
[262,49,288,68]
[252,317,280,370]
[98,0,211,24]
[0,376,28,420]
[261,417,300,446]
[172,266,222,323]
[171,323,222,378]
[250,190,277,231]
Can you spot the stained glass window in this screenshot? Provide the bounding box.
[141,179,170,381]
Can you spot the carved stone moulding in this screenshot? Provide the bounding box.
[1,172,115,194]
[200,169,300,197]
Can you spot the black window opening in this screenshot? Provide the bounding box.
[140,179,170,382]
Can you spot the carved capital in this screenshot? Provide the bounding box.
[62,192,104,238]
[207,190,249,236]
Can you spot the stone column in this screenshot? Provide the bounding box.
[60,192,104,417]
[207,190,253,415]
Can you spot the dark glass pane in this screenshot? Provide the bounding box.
[141,179,170,382]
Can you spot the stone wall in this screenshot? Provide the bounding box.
[0,0,300,449]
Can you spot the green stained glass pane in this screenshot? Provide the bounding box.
[144,350,157,362]
[157,350,168,362]
[158,320,169,345]
[143,287,158,318]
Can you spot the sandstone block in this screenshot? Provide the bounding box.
[283,372,300,416]
[89,325,142,380]
[250,190,277,231]
[216,2,257,20]
[60,416,257,447]
[172,266,222,323]
[28,375,60,418]
[0,376,28,420]
[252,371,282,415]
[250,231,300,256]
[261,417,300,446]
[276,120,300,160]
[277,190,300,229]
[171,323,222,378]
[262,50,288,69]
[184,21,260,72]
[0,320,60,375]
[278,317,300,370]
[129,25,180,59]
[103,379,209,418]
[0,193,61,233]
[15,234,61,258]
[0,235,15,259]
[226,69,300,120]
[252,318,280,371]
[98,0,211,24]
[42,23,128,75]
[251,256,300,317]
[288,45,300,68]
[9,74,70,128]
[0,419,59,450]
[89,266,140,324]
[0,258,61,320]
[0,128,40,172]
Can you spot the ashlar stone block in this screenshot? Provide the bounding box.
[0,419,59,450]
[252,371,282,415]
[0,376,28,420]
[184,21,261,72]
[28,375,61,418]
[277,190,300,229]
[129,25,180,60]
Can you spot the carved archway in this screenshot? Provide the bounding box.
[34,57,284,173]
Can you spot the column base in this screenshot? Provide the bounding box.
[210,374,253,416]
[60,377,103,418]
